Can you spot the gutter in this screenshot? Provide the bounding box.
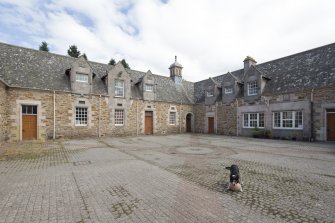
[236,99,239,136]
[136,99,139,136]
[53,91,56,140]
[310,89,314,142]
[98,95,101,137]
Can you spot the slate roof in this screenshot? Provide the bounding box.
[194,42,335,103]
[0,42,194,104]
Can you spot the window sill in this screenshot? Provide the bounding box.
[115,124,124,127]
[75,125,88,127]
[272,127,303,130]
[242,127,264,129]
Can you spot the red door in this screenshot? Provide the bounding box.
[145,111,153,134]
[208,117,214,134]
[22,115,37,140]
[327,113,335,141]
[22,105,38,140]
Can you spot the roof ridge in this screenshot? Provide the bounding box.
[256,42,335,67]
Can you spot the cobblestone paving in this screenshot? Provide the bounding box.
[0,135,334,222]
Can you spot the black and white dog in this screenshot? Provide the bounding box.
[226,164,243,192]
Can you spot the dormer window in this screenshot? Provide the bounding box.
[115,79,124,97]
[76,72,88,83]
[207,85,214,97]
[247,81,258,96]
[225,87,233,94]
[145,84,154,92]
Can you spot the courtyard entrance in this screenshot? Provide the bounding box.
[186,113,192,132]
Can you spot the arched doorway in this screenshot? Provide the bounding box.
[186,113,193,133]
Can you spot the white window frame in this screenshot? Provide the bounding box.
[247,81,258,96]
[225,87,233,94]
[243,113,264,128]
[169,112,176,125]
[75,107,88,126]
[115,79,124,97]
[114,109,124,126]
[75,72,88,83]
[145,84,154,92]
[272,111,303,129]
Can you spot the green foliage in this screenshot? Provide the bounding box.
[67,45,81,58]
[252,127,261,138]
[121,59,130,69]
[264,130,272,139]
[108,58,116,65]
[252,128,272,139]
[39,41,49,52]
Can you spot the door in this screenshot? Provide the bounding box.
[186,114,192,133]
[22,105,37,140]
[208,117,214,134]
[327,112,335,141]
[145,111,153,135]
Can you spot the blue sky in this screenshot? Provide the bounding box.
[0,0,335,81]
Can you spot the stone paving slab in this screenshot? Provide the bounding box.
[0,134,334,223]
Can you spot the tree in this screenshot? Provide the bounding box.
[39,41,49,52]
[82,53,87,60]
[67,45,81,58]
[121,59,130,69]
[108,58,116,65]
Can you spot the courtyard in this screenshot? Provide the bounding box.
[0,134,334,223]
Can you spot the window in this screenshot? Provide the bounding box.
[115,79,124,97]
[115,109,124,126]
[207,85,214,97]
[243,113,264,128]
[145,84,154,92]
[76,73,88,83]
[169,112,176,125]
[247,81,258,96]
[225,87,233,94]
[273,111,303,129]
[22,105,37,115]
[75,107,88,126]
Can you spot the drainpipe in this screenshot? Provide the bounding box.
[53,91,56,140]
[310,89,314,142]
[136,99,139,136]
[236,99,239,136]
[180,102,182,133]
[98,95,101,137]
[215,102,218,135]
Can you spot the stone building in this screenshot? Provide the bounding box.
[0,42,334,142]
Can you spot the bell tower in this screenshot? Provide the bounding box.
[169,56,183,83]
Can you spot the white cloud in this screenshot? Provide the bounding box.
[0,0,335,81]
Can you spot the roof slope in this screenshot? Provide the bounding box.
[0,42,194,104]
[194,43,335,103]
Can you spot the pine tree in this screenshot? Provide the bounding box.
[108,58,116,65]
[67,45,81,58]
[39,41,49,52]
[121,59,130,69]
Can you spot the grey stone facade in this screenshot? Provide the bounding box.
[0,42,335,141]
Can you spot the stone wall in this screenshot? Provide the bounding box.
[313,85,335,141]
[6,88,194,141]
[194,104,206,133]
[0,81,8,141]
[217,102,237,135]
